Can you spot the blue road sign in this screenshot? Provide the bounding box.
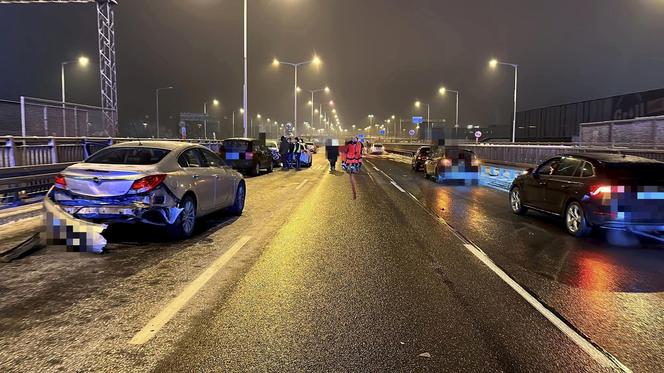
[379,129,386,135]
[412,116,424,124]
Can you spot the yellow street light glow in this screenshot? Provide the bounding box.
[489,59,499,68]
[314,109,319,114]
[332,109,337,113]
[329,100,334,106]
[415,101,421,108]
[308,100,313,106]
[439,87,447,95]
[257,114,261,119]
[296,87,301,93]
[212,99,220,106]
[312,55,322,65]
[391,115,396,120]
[78,56,90,67]
[324,86,330,93]
[239,108,245,114]
[272,58,280,66]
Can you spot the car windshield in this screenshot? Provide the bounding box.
[223,140,251,152]
[85,147,170,165]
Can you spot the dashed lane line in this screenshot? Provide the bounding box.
[295,179,309,191]
[129,236,252,345]
[365,158,631,372]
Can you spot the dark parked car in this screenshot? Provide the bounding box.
[220,138,273,176]
[509,153,664,240]
[411,146,431,171]
[424,147,479,184]
[266,140,282,167]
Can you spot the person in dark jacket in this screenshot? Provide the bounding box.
[279,136,290,170]
[287,137,295,169]
[325,139,340,172]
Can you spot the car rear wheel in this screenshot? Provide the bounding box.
[267,161,274,173]
[230,182,246,216]
[250,162,260,176]
[510,187,528,215]
[167,195,196,240]
[565,201,591,237]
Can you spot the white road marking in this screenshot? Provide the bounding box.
[295,179,309,190]
[368,157,631,371]
[390,181,406,193]
[462,244,631,372]
[129,236,251,345]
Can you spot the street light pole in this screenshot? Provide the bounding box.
[273,56,321,135]
[156,86,173,138]
[490,59,519,143]
[243,0,248,138]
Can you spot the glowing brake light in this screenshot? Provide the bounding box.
[590,185,612,197]
[130,174,166,193]
[54,173,67,188]
[441,158,452,167]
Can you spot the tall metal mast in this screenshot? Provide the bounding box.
[1,0,119,136]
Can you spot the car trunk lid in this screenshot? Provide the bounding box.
[62,163,155,197]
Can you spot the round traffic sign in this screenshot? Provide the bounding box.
[408,129,416,136]
[474,130,483,139]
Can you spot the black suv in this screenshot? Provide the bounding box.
[220,138,273,176]
[509,153,664,240]
[411,146,431,171]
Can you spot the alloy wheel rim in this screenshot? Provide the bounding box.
[182,200,195,234]
[511,190,521,211]
[566,204,581,233]
[237,185,245,211]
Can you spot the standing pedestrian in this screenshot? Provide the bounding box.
[345,137,363,174]
[325,139,340,172]
[279,136,289,170]
[293,137,303,170]
[287,137,295,169]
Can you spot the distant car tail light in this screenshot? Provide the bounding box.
[246,152,254,160]
[441,158,453,167]
[54,173,67,188]
[590,185,612,198]
[130,174,166,193]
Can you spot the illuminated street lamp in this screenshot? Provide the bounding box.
[489,58,519,142]
[203,99,220,139]
[272,54,322,134]
[60,55,90,132]
[308,86,331,131]
[414,100,431,141]
[439,86,460,136]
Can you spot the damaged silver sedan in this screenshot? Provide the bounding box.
[45,141,246,252]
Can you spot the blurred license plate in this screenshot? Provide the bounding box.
[226,152,240,160]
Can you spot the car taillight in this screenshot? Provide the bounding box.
[54,173,67,188]
[471,159,480,166]
[441,158,452,167]
[246,152,254,160]
[590,185,612,198]
[130,174,166,193]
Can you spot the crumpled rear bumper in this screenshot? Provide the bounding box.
[44,196,108,253]
[43,185,184,253]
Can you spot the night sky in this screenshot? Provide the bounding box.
[2,0,664,137]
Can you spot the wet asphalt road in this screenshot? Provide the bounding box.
[0,152,661,372]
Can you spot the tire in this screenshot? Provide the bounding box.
[565,201,591,237]
[509,187,528,215]
[267,161,274,173]
[167,195,196,240]
[250,162,260,176]
[230,182,246,216]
